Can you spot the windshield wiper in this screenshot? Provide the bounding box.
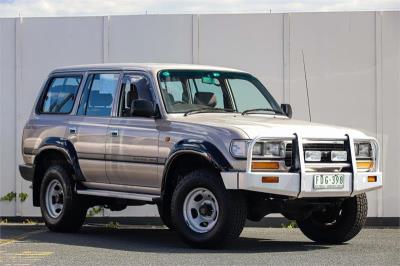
[184,107,235,116]
[241,108,284,115]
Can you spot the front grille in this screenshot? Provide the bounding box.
[302,143,346,151]
[285,143,293,167]
[285,141,350,170]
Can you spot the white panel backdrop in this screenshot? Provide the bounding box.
[0,12,399,218]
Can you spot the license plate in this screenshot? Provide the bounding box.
[313,174,345,189]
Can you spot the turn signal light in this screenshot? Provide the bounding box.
[368,176,377,182]
[252,161,280,171]
[262,176,279,183]
[356,160,374,169]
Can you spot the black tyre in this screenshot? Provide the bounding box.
[297,193,368,244]
[171,169,247,248]
[40,164,87,232]
[157,202,174,230]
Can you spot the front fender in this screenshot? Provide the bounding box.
[161,139,233,192]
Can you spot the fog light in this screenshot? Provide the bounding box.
[331,151,347,162]
[368,176,377,182]
[305,151,321,162]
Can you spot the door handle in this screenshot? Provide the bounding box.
[69,127,77,135]
[110,129,119,137]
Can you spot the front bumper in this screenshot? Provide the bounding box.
[221,134,382,198]
[222,171,382,197]
[19,164,34,182]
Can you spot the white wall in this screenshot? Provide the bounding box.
[0,18,17,216]
[0,12,399,218]
[198,14,285,102]
[107,15,193,63]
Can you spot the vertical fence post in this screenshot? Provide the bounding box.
[375,11,383,218]
[283,13,291,104]
[192,14,199,64]
[15,16,23,216]
[103,16,110,63]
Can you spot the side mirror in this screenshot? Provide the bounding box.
[130,99,156,117]
[281,104,292,118]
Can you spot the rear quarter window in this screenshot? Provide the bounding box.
[40,76,82,114]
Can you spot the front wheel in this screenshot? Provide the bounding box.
[157,202,174,230]
[297,193,368,244]
[171,169,247,248]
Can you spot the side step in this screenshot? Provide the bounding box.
[76,189,159,202]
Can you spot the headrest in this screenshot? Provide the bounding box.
[194,92,217,107]
[134,78,152,101]
[89,90,113,106]
[51,85,78,94]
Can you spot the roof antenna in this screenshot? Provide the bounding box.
[301,49,312,122]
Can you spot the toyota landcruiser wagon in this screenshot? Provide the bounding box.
[20,63,382,248]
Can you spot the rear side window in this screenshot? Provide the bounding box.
[77,73,119,117]
[40,76,82,113]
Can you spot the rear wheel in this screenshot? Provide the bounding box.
[297,193,368,244]
[171,169,247,248]
[40,164,87,232]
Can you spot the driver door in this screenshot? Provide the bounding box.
[105,73,160,191]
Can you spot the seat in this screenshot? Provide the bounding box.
[194,92,217,107]
[135,78,152,101]
[87,90,113,116]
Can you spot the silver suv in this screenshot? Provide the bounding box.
[20,63,382,248]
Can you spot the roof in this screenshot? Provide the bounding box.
[51,63,247,74]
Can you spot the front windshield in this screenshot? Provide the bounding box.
[158,70,282,114]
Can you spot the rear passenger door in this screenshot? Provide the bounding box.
[105,72,160,192]
[68,72,120,184]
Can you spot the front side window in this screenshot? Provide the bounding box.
[158,70,282,114]
[118,74,153,117]
[77,73,119,117]
[40,76,82,113]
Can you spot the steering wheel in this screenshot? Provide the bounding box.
[173,101,186,105]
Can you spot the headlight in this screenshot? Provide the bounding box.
[230,140,248,158]
[252,142,263,156]
[230,140,287,159]
[354,142,373,158]
[354,140,377,172]
[263,142,286,158]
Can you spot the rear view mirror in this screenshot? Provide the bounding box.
[201,76,216,85]
[281,104,292,118]
[130,99,156,117]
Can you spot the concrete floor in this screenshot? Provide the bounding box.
[0,224,399,265]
